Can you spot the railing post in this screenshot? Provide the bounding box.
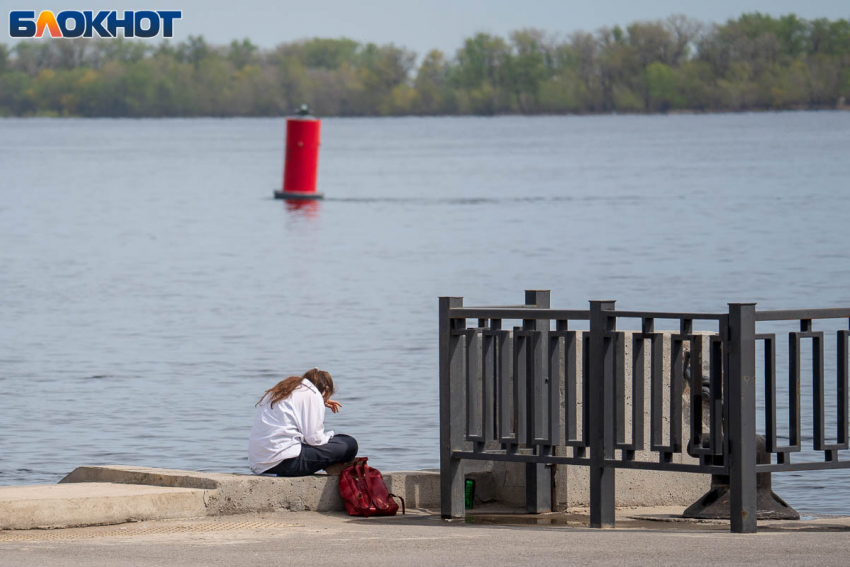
[524,290,551,513]
[440,296,465,519]
[589,300,616,528]
[727,303,758,533]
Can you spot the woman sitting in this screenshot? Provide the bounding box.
[248,368,358,476]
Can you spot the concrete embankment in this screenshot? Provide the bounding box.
[60,465,446,516]
[0,466,446,530]
[0,461,708,530]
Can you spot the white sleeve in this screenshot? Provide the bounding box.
[301,391,334,446]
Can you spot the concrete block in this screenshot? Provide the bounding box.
[62,466,344,514]
[383,471,441,509]
[0,483,208,530]
[59,466,450,514]
[564,466,708,508]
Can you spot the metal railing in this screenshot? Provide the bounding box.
[439,291,850,533]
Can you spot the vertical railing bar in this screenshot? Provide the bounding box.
[728,303,757,534]
[582,334,590,449]
[498,328,515,445]
[690,335,704,450]
[491,319,502,443]
[565,331,578,443]
[676,318,690,453]
[721,314,731,468]
[524,290,551,513]
[548,326,563,446]
[710,335,723,457]
[839,330,849,447]
[670,337,683,453]
[467,329,482,442]
[439,296,465,519]
[650,334,663,450]
[632,334,645,450]
[515,330,527,447]
[789,332,802,449]
[814,332,825,451]
[527,329,546,444]
[764,336,777,452]
[523,304,551,449]
[589,300,617,529]
[615,331,626,445]
[483,331,495,443]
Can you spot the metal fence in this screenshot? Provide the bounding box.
[439,291,850,533]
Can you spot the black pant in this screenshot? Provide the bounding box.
[266,434,358,477]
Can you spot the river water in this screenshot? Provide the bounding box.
[1,113,849,514]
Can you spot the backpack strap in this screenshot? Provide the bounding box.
[356,459,369,480]
[355,459,372,518]
[388,493,405,515]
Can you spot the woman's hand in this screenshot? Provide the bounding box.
[325,400,342,414]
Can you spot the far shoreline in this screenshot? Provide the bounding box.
[1,106,848,120]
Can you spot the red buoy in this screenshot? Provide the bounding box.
[274,105,324,200]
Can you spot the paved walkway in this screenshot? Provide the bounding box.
[2,508,849,566]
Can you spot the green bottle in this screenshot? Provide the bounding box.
[464,479,475,510]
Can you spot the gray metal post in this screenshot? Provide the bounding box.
[440,296,466,519]
[589,300,616,528]
[727,303,758,533]
[524,290,552,513]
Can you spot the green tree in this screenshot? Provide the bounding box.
[177,35,210,67]
[563,32,603,109]
[228,39,258,70]
[508,29,550,111]
[0,71,33,115]
[286,38,360,70]
[627,20,674,67]
[1,14,849,117]
[676,60,722,110]
[451,33,511,90]
[414,50,449,114]
[356,43,415,114]
[644,61,682,111]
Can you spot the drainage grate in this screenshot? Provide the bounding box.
[0,521,300,542]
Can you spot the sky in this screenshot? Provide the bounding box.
[3,0,849,56]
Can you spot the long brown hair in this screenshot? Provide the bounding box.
[257,368,335,409]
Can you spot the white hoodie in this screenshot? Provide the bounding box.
[248,379,334,474]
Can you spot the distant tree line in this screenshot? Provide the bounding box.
[1,13,848,117]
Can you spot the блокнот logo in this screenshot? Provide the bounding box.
[9,10,182,38]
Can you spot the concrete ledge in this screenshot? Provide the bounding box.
[59,465,451,515]
[0,483,208,530]
[60,466,219,490]
[60,463,706,514]
[1,459,706,531]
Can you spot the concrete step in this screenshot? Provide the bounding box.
[0,483,209,530]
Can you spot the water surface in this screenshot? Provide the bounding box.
[1,113,849,514]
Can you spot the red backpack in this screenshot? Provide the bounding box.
[338,457,405,517]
